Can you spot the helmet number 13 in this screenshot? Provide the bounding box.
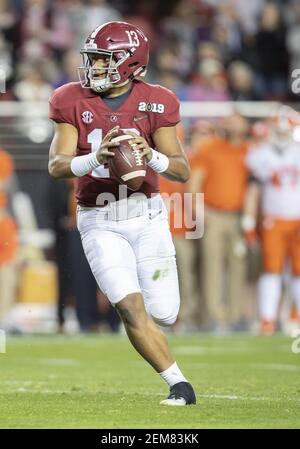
[125,30,140,47]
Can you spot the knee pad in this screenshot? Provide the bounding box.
[148,301,179,327]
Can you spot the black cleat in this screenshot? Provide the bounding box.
[160,382,196,406]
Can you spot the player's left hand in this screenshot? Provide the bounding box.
[126,131,153,162]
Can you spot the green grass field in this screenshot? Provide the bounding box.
[0,333,299,429]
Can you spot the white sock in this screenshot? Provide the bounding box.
[290,276,300,319]
[159,362,188,387]
[258,273,282,321]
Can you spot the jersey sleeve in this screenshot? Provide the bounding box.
[150,86,180,132]
[48,87,76,126]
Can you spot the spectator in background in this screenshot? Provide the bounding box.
[194,0,215,41]
[253,2,289,100]
[81,0,122,38]
[19,0,51,60]
[53,49,81,88]
[210,1,242,64]
[228,61,258,100]
[180,57,230,101]
[0,0,17,92]
[160,0,198,78]
[40,0,74,63]
[67,0,122,52]
[19,0,74,62]
[0,148,18,325]
[0,34,13,100]
[155,70,184,98]
[0,0,17,45]
[287,0,300,81]
[189,119,217,153]
[188,114,250,332]
[155,37,191,81]
[197,42,222,65]
[232,0,265,35]
[13,61,53,101]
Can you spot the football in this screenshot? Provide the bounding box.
[108,131,147,191]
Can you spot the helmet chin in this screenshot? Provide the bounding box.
[90,77,113,93]
[90,76,130,93]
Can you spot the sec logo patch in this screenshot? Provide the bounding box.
[82,111,94,124]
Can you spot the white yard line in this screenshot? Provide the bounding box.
[250,363,300,372]
[181,361,300,372]
[2,388,299,402]
[175,346,246,355]
[142,392,300,402]
[2,380,47,386]
[14,388,67,394]
[38,358,80,366]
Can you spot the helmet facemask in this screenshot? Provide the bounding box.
[269,105,300,152]
[78,49,132,93]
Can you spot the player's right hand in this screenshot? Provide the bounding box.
[96,126,120,164]
[243,229,260,255]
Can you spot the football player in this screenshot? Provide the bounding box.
[48,21,196,405]
[243,106,300,335]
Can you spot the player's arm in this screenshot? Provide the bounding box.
[243,178,261,223]
[48,123,120,179]
[241,178,261,244]
[126,126,191,183]
[152,126,190,182]
[48,123,78,178]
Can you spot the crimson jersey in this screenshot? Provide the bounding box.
[49,80,180,207]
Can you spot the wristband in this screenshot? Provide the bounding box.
[70,152,100,177]
[147,148,169,173]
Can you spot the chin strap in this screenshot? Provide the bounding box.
[90,77,112,93]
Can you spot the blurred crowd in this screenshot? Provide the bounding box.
[1,0,300,335]
[1,0,300,102]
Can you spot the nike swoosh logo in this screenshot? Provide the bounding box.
[133,115,148,122]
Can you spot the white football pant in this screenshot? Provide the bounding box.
[77,194,180,326]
